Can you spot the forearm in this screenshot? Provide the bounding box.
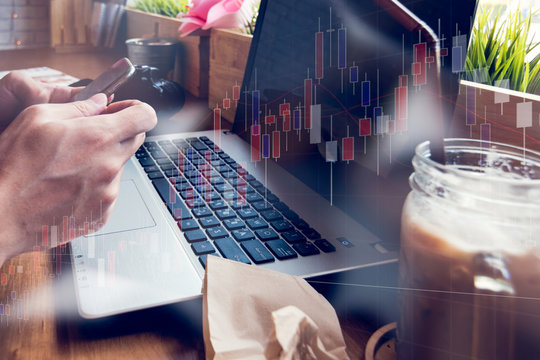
[0,184,23,267]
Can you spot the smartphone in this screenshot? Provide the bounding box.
[72,58,136,102]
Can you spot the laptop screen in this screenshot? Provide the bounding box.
[233,0,477,246]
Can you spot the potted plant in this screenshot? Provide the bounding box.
[463,5,540,93]
[125,0,210,97]
[176,0,259,123]
[450,3,540,152]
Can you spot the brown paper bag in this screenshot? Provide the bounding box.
[202,256,349,360]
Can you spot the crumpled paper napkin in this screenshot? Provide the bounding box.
[202,256,350,360]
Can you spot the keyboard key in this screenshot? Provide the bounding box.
[179,188,196,200]
[191,241,216,255]
[184,170,200,179]
[231,228,255,242]
[254,186,269,195]
[150,149,167,159]
[161,163,176,171]
[229,177,247,187]
[136,147,148,156]
[249,179,263,188]
[222,191,240,201]
[223,218,245,231]
[201,169,220,179]
[195,183,213,194]
[222,170,237,179]
[211,160,226,167]
[266,239,298,260]
[217,165,231,173]
[165,168,181,177]
[228,199,249,210]
[210,177,225,186]
[191,158,206,166]
[184,229,206,243]
[215,208,236,220]
[237,208,258,219]
[143,165,160,173]
[255,228,279,241]
[152,178,191,220]
[314,239,336,253]
[270,219,293,232]
[163,147,179,156]
[214,183,234,193]
[209,200,227,210]
[245,192,263,203]
[198,216,220,228]
[293,242,321,256]
[302,228,321,240]
[177,161,194,171]
[241,240,275,264]
[139,157,155,167]
[214,237,251,264]
[246,217,268,230]
[147,171,163,180]
[173,138,189,147]
[192,206,213,218]
[291,218,310,230]
[186,196,207,208]
[178,219,199,231]
[264,193,280,203]
[260,209,282,222]
[282,209,299,220]
[199,253,221,269]
[282,230,306,244]
[175,182,193,192]
[156,158,173,166]
[187,176,204,186]
[191,141,208,151]
[206,226,229,239]
[201,191,221,202]
[251,201,272,212]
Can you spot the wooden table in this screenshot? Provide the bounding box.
[0,48,383,359]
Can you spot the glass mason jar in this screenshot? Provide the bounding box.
[398,138,540,360]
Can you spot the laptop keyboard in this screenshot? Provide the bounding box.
[135,136,336,269]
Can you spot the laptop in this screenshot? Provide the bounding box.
[70,0,476,318]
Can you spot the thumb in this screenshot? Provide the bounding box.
[52,93,108,120]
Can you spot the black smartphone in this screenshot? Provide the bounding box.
[71,58,136,101]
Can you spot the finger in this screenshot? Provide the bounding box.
[49,86,84,104]
[102,99,142,114]
[41,93,108,120]
[3,71,46,105]
[98,101,157,142]
[99,167,124,225]
[118,133,146,162]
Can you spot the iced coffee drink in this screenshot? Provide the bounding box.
[398,139,540,360]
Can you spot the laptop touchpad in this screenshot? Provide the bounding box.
[87,180,156,236]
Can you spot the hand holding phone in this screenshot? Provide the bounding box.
[72,58,136,102]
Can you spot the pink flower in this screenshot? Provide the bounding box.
[178,0,255,37]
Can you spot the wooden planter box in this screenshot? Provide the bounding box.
[450,80,540,152]
[125,8,209,97]
[209,29,252,123]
